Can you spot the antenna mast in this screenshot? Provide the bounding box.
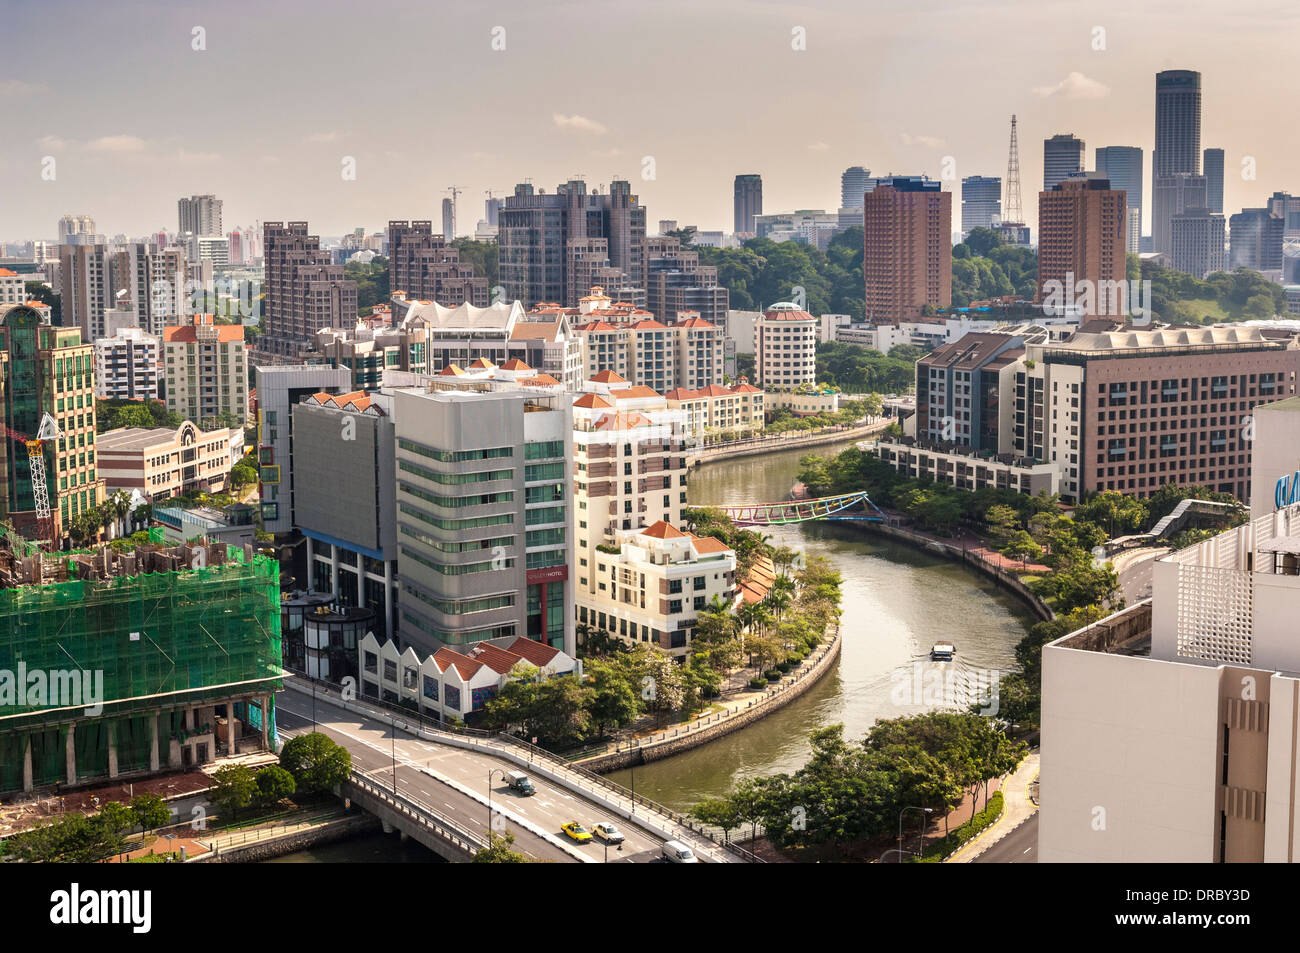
[1005,114,1023,224]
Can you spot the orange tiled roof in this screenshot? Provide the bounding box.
[642,520,686,539]
[689,534,732,555]
[676,317,715,329]
[521,373,561,386]
[588,369,629,384]
[595,410,652,430]
[629,319,668,330]
[433,647,483,680]
[573,393,614,409]
[468,642,526,675]
[162,324,245,343]
[610,385,660,399]
[499,358,533,372]
[507,636,563,667]
[437,364,467,376]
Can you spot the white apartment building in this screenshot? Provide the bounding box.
[162,316,249,427]
[754,304,817,390]
[93,326,160,400]
[0,268,24,307]
[664,382,765,440]
[1041,396,1300,862]
[576,521,737,657]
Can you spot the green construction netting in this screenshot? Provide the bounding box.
[114,714,153,775]
[0,545,281,724]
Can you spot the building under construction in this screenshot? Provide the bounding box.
[0,531,282,795]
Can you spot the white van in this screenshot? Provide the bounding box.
[661,840,698,863]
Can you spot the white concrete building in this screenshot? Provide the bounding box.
[576,520,737,658]
[1041,397,1300,862]
[754,304,817,391]
[93,326,160,400]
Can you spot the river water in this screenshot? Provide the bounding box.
[604,438,1036,812]
[274,437,1034,858]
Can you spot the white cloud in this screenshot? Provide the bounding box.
[0,79,48,95]
[807,141,830,152]
[900,132,945,149]
[553,113,608,135]
[306,131,340,143]
[36,135,70,151]
[1033,71,1110,100]
[86,135,147,153]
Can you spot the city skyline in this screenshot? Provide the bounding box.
[2,0,1297,242]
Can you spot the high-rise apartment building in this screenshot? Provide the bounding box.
[645,236,730,330]
[386,221,489,308]
[1152,69,1203,252]
[733,174,763,236]
[1170,207,1227,278]
[498,179,647,308]
[1203,147,1225,214]
[960,176,1002,235]
[1036,173,1128,318]
[862,176,952,325]
[162,315,250,427]
[93,326,160,400]
[1043,135,1086,191]
[262,221,359,357]
[754,305,818,390]
[178,194,223,237]
[0,304,105,541]
[57,215,97,245]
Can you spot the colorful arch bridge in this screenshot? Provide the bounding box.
[704,491,886,526]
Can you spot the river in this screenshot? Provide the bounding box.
[274,437,1034,859]
[604,438,1036,812]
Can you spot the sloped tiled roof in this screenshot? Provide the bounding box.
[642,521,686,539]
[573,393,615,409]
[589,369,629,384]
[507,636,563,667]
[468,642,526,675]
[433,647,483,680]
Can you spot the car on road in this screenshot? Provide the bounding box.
[504,770,535,796]
[561,821,593,843]
[592,822,625,844]
[662,840,698,863]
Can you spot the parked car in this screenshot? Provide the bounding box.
[592,822,625,844]
[661,840,698,863]
[561,821,593,843]
[504,770,535,796]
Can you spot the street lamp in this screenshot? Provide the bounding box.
[486,768,507,845]
[898,806,933,861]
[390,714,398,796]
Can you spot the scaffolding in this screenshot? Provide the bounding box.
[0,536,283,792]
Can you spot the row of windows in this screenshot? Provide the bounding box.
[400,546,512,576]
[401,585,516,616]
[400,526,514,553]
[398,503,513,531]
[399,460,513,485]
[398,438,512,463]
[400,482,514,509]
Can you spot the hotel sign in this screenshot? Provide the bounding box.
[1276,471,1300,509]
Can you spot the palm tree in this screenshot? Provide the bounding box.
[107,491,132,539]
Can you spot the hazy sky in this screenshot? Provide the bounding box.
[2,0,1297,242]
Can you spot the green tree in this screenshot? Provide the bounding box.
[279,731,353,794]
[210,764,257,820]
[129,793,172,836]
[473,830,528,863]
[254,764,297,807]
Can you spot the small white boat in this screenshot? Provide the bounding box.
[930,642,956,661]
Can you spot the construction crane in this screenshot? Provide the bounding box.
[1,412,62,545]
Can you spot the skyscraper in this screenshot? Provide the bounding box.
[441,197,455,240]
[1037,173,1128,318]
[498,179,647,308]
[960,176,1002,235]
[1153,173,1209,254]
[177,194,223,237]
[1152,70,1203,252]
[862,177,952,325]
[1170,207,1227,278]
[262,221,359,357]
[733,174,763,236]
[840,166,873,209]
[1203,148,1225,214]
[1043,135,1086,191]
[1095,146,1144,239]
[387,220,489,307]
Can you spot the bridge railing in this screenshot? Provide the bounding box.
[345,769,485,856]
[287,670,764,863]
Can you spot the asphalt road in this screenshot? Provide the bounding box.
[277,693,678,863]
[973,814,1037,863]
